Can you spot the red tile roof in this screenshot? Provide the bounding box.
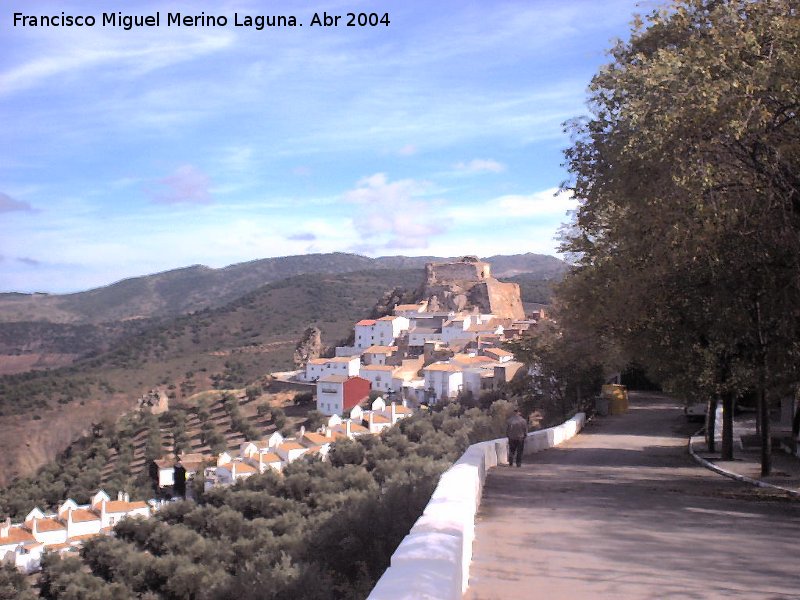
[0,526,35,545]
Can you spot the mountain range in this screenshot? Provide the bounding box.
[0,252,567,325]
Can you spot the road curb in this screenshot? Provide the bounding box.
[688,435,800,498]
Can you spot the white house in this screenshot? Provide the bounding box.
[95,491,150,528]
[441,316,473,344]
[276,441,309,462]
[324,415,370,439]
[315,375,371,416]
[304,356,361,382]
[23,509,67,546]
[393,301,428,317]
[362,345,397,366]
[408,326,443,348]
[57,499,103,539]
[422,363,464,403]
[483,347,514,363]
[462,366,497,396]
[373,315,410,345]
[0,518,43,574]
[354,319,378,349]
[359,365,397,393]
[216,460,258,484]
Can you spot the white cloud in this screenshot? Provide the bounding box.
[0,192,34,213]
[149,165,213,205]
[493,188,576,218]
[453,158,506,174]
[343,174,444,251]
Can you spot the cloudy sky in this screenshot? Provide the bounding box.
[1,0,649,293]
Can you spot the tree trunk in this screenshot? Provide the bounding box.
[755,298,771,476]
[759,386,772,476]
[721,391,734,460]
[792,399,800,454]
[706,397,717,452]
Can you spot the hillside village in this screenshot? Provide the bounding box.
[1,256,544,574]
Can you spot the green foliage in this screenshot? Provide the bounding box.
[36,400,513,599]
[559,0,800,470]
[0,562,37,600]
[271,407,286,430]
[304,410,326,431]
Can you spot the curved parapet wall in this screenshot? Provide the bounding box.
[367,412,586,600]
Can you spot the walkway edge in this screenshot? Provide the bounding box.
[688,435,800,498]
[366,413,586,600]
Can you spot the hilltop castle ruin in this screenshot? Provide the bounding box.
[419,256,525,319]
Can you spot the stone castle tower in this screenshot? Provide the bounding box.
[419,256,525,319]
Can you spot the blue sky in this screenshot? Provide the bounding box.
[1,0,649,293]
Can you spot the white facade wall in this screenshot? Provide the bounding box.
[461,369,493,396]
[305,357,360,382]
[65,515,102,538]
[359,367,396,393]
[316,379,345,415]
[29,523,67,546]
[441,317,474,344]
[409,330,442,347]
[355,323,377,349]
[276,444,308,462]
[158,468,174,487]
[374,316,410,343]
[424,370,463,401]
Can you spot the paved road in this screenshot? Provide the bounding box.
[465,392,800,599]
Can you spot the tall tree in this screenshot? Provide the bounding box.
[559,0,800,473]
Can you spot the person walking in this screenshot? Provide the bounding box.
[506,408,528,467]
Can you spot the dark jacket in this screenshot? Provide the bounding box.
[506,413,528,441]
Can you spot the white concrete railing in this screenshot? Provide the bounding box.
[367,412,586,600]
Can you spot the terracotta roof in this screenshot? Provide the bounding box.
[67,533,102,543]
[259,452,281,463]
[485,348,513,357]
[0,526,35,545]
[70,509,100,523]
[364,345,397,354]
[329,356,358,363]
[302,432,329,446]
[308,358,329,365]
[318,375,348,383]
[26,518,65,532]
[232,462,257,474]
[424,363,461,372]
[47,543,71,552]
[356,319,376,326]
[395,304,422,311]
[467,324,501,332]
[278,442,306,451]
[453,354,495,365]
[393,405,413,414]
[377,315,401,321]
[370,414,391,424]
[105,501,148,514]
[360,365,396,372]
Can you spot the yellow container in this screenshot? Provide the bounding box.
[602,384,629,414]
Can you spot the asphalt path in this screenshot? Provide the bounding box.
[465,392,800,599]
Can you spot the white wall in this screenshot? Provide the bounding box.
[367,413,586,600]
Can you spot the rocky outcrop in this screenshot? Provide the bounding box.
[293,326,322,368]
[419,257,525,319]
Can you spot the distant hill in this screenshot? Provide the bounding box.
[0,268,422,483]
[0,252,568,325]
